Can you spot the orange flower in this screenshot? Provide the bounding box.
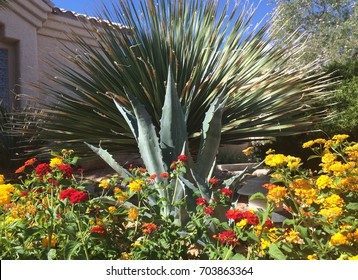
[24,158,37,166]
[15,165,26,174]
[142,223,158,234]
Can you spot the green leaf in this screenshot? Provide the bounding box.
[47,249,57,260]
[268,243,287,260]
[346,202,358,210]
[85,142,132,179]
[64,241,81,260]
[249,192,267,202]
[195,93,228,180]
[160,65,188,164]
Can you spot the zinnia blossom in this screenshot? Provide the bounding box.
[59,188,88,204]
[0,174,4,184]
[56,164,73,178]
[35,163,51,177]
[41,235,57,248]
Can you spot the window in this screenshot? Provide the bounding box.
[0,48,9,108]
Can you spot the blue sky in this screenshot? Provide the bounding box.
[52,0,276,27]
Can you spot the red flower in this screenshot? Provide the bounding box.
[220,188,233,198]
[59,188,88,204]
[204,206,215,216]
[265,220,274,229]
[149,174,157,179]
[60,188,77,200]
[170,161,178,169]
[177,154,188,162]
[21,191,28,197]
[225,209,244,221]
[209,178,219,185]
[69,191,89,204]
[35,163,51,177]
[90,225,106,236]
[215,230,239,246]
[57,164,73,178]
[142,223,158,234]
[196,197,208,206]
[160,172,169,178]
[243,211,259,225]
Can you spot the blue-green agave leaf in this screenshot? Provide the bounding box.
[195,92,228,179]
[160,66,188,164]
[113,96,139,141]
[84,142,132,179]
[124,91,167,179]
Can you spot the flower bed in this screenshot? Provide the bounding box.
[0,135,357,259]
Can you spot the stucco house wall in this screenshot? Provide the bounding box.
[0,0,128,110]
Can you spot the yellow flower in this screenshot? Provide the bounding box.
[307,254,318,260]
[348,255,358,260]
[321,152,336,164]
[0,183,15,206]
[242,146,254,156]
[260,238,271,250]
[302,140,314,149]
[319,207,343,222]
[41,235,57,248]
[345,143,358,160]
[0,174,5,184]
[266,186,287,206]
[99,179,110,189]
[131,241,142,248]
[265,154,287,167]
[322,194,344,208]
[128,179,145,192]
[285,230,301,243]
[286,155,301,170]
[316,175,333,190]
[330,232,349,246]
[332,134,349,143]
[236,219,248,228]
[49,157,63,167]
[114,188,127,202]
[108,206,116,214]
[128,207,139,221]
[120,252,132,260]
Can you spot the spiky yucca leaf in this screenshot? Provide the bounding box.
[18,0,334,156]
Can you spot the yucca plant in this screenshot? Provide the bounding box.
[20,0,334,157]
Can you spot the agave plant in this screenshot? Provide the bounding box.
[18,0,334,157]
[87,66,247,226]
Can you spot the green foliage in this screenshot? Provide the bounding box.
[320,60,358,139]
[271,0,358,65]
[18,0,333,157]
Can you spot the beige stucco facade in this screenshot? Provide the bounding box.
[0,0,128,110]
